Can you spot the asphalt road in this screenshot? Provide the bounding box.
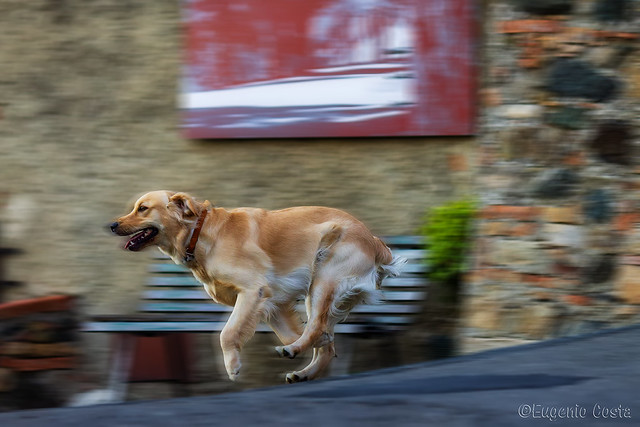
[2,325,639,426]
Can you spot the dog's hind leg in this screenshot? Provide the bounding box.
[274,226,342,359]
[275,282,334,359]
[285,342,336,383]
[219,286,269,381]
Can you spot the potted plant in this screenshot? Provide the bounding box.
[417,199,476,358]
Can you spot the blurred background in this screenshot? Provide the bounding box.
[1,0,639,411]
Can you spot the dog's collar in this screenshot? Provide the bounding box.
[184,203,210,264]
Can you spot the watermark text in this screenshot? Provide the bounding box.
[518,404,632,421]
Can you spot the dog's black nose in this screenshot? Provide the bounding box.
[109,222,120,233]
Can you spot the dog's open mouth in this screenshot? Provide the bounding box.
[124,227,159,251]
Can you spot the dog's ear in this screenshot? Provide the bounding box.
[168,193,199,219]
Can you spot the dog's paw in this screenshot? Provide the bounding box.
[225,361,242,382]
[227,368,241,382]
[275,345,296,359]
[285,372,308,384]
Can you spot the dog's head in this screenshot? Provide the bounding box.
[109,191,208,253]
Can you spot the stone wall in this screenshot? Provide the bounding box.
[466,0,640,339]
[0,1,474,316]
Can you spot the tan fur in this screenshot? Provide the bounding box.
[111,190,400,383]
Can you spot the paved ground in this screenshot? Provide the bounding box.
[2,325,639,426]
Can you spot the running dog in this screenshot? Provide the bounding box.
[109,191,404,383]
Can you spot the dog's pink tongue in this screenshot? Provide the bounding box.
[124,238,136,251]
[124,232,142,251]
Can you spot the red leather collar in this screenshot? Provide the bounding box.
[184,207,208,263]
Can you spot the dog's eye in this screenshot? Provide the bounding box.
[137,205,148,213]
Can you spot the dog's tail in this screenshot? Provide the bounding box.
[376,256,407,288]
[374,237,406,289]
[373,236,393,266]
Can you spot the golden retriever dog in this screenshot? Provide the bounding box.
[109,191,404,383]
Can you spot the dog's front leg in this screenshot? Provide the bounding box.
[219,286,268,381]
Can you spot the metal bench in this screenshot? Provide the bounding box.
[84,236,427,400]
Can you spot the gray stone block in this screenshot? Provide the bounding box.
[547,60,619,102]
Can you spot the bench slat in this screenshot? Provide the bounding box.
[149,236,426,260]
[141,302,419,315]
[399,263,428,274]
[149,249,427,274]
[149,261,427,275]
[144,290,208,300]
[391,248,426,260]
[149,264,191,274]
[142,290,425,302]
[141,302,232,313]
[148,276,202,287]
[83,317,410,333]
[148,275,427,288]
[84,321,263,333]
[380,277,426,288]
[382,235,424,246]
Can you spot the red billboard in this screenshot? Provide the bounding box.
[181,1,475,139]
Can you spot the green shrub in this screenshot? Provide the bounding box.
[418,199,476,285]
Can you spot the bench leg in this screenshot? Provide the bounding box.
[107,334,135,402]
[329,335,354,377]
[164,334,191,397]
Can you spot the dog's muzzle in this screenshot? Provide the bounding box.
[108,221,159,251]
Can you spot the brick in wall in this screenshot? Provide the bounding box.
[616,265,640,304]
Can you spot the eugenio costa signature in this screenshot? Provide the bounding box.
[518,403,632,421]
